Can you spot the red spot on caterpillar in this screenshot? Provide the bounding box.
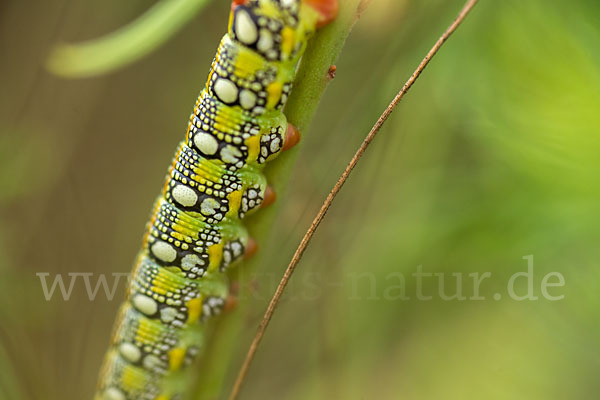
[244,237,259,260]
[224,295,238,312]
[262,186,277,208]
[224,281,239,312]
[231,0,248,11]
[230,280,240,295]
[305,0,339,28]
[327,65,337,80]
[283,123,301,151]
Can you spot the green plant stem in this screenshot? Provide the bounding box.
[46,0,212,78]
[187,1,364,399]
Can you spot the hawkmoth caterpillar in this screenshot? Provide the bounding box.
[95,1,338,399]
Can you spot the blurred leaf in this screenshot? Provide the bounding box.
[0,342,24,400]
[46,0,212,78]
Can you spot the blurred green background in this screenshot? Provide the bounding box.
[1,0,599,399]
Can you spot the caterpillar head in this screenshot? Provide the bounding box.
[229,0,336,62]
[232,0,339,24]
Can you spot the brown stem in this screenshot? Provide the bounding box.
[228,1,479,399]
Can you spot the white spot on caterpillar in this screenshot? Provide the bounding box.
[257,29,273,52]
[266,49,278,60]
[214,78,238,103]
[143,354,162,370]
[151,241,177,263]
[119,342,141,363]
[172,185,198,207]
[200,198,221,216]
[235,9,258,44]
[231,242,243,257]
[223,250,232,264]
[181,254,203,271]
[160,307,178,323]
[239,89,257,110]
[270,137,281,153]
[203,304,212,316]
[194,131,219,155]
[209,297,222,307]
[104,387,126,400]
[132,294,158,316]
[220,145,243,164]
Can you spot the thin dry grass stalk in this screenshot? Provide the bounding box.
[229,0,479,398]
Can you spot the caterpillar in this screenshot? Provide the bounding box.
[95,1,338,399]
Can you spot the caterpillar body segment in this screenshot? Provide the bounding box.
[95,1,338,399]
